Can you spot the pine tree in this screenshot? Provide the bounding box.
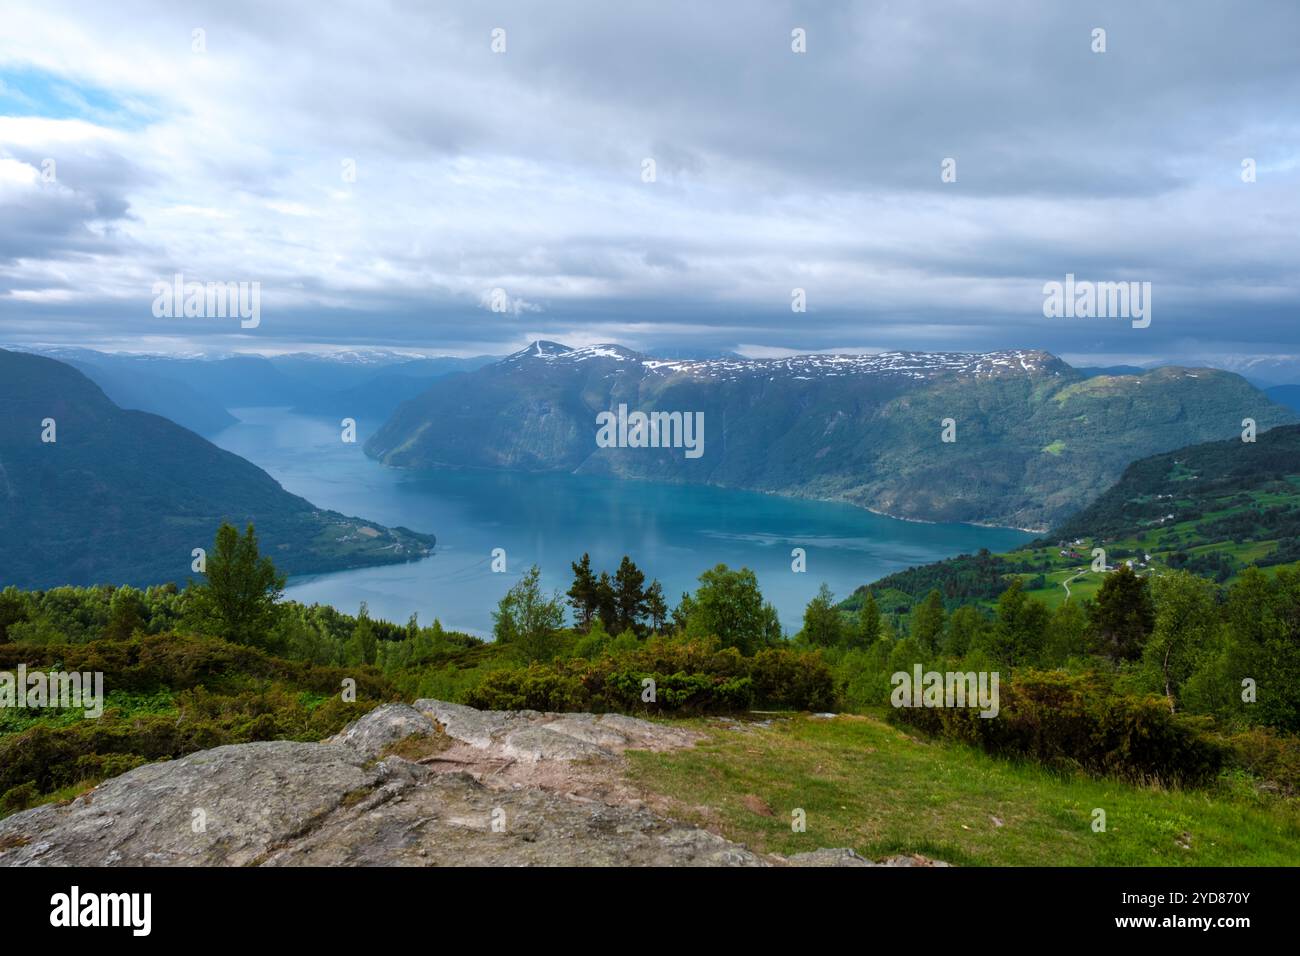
[567,553,599,632]
[1087,564,1155,661]
[613,555,648,633]
[644,580,668,633]
[854,591,882,648]
[595,571,618,633]
[911,589,947,654]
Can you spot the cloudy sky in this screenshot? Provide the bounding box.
[1,0,1298,374]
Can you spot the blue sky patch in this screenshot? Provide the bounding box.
[0,66,154,129]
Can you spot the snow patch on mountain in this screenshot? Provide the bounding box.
[502,341,1065,382]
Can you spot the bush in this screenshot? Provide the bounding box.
[0,781,38,814]
[461,638,833,715]
[749,649,835,711]
[889,669,1226,787]
[0,633,395,699]
[0,635,390,804]
[1220,726,1300,795]
[464,666,588,712]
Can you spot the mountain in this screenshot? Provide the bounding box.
[63,358,239,436]
[1050,422,1300,547]
[288,356,497,422]
[0,349,435,589]
[365,341,1296,530]
[1077,364,1148,378]
[13,347,497,434]
[845,423,1300,613]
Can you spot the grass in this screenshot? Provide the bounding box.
[624,713,1300,866]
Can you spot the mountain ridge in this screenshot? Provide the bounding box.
[0,349,435,589]
[366,341,1296,530]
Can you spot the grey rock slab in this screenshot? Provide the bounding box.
[498,725,612,763]
[413,699,537,749]
[412,700,699,759]
[262,768,770,867]
[329,702,439,758]
[0,741,393,866]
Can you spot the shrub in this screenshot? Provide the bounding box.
[0,677,379,799]
[889,669,1225,787]
[0,633,395,699]
[460,639,832,715]
[1220,726,1300,795]
[464,666,588,712]
[749,648,835,711]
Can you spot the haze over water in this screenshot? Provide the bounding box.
[213,408,1034,636]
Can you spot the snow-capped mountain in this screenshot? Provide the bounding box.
[366,341,1295,530]
[501,341,1069,382]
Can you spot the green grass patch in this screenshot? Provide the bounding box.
[624,714,1300,866]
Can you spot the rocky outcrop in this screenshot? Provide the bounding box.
[0,702,940,867]
[412,699,699,761]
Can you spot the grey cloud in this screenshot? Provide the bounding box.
[1,0,1298,374]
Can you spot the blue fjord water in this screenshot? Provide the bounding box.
[212,408,1034,636]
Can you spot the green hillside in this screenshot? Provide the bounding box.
[0,349,435,589]
[846,423,1300,613]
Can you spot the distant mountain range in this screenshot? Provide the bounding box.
[11,347,496,436]
[0,349,436,589]
[366,341,1297,530]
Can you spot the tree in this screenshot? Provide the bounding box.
[644,580,668,633]
[105,586,146,641]
[1222,567,1300,731]
[1042,600,1088,665]
[853,592,882,649]
[981,578,1049,666]
[185,523,285,647]
[943,604,985,656]
[1087,564,1155,661]
[594,571,618,634]
[567,553,599,632]
[613,555,648,633]
[801,583,845,647]
[1144,570,1218,712]
[670,592,694,633]
[344,602,378,665]
[0,588,30,644]
[910,589,946,653]
[493,566,566,662]
[685,564,779,654]
[412,620,436,665]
